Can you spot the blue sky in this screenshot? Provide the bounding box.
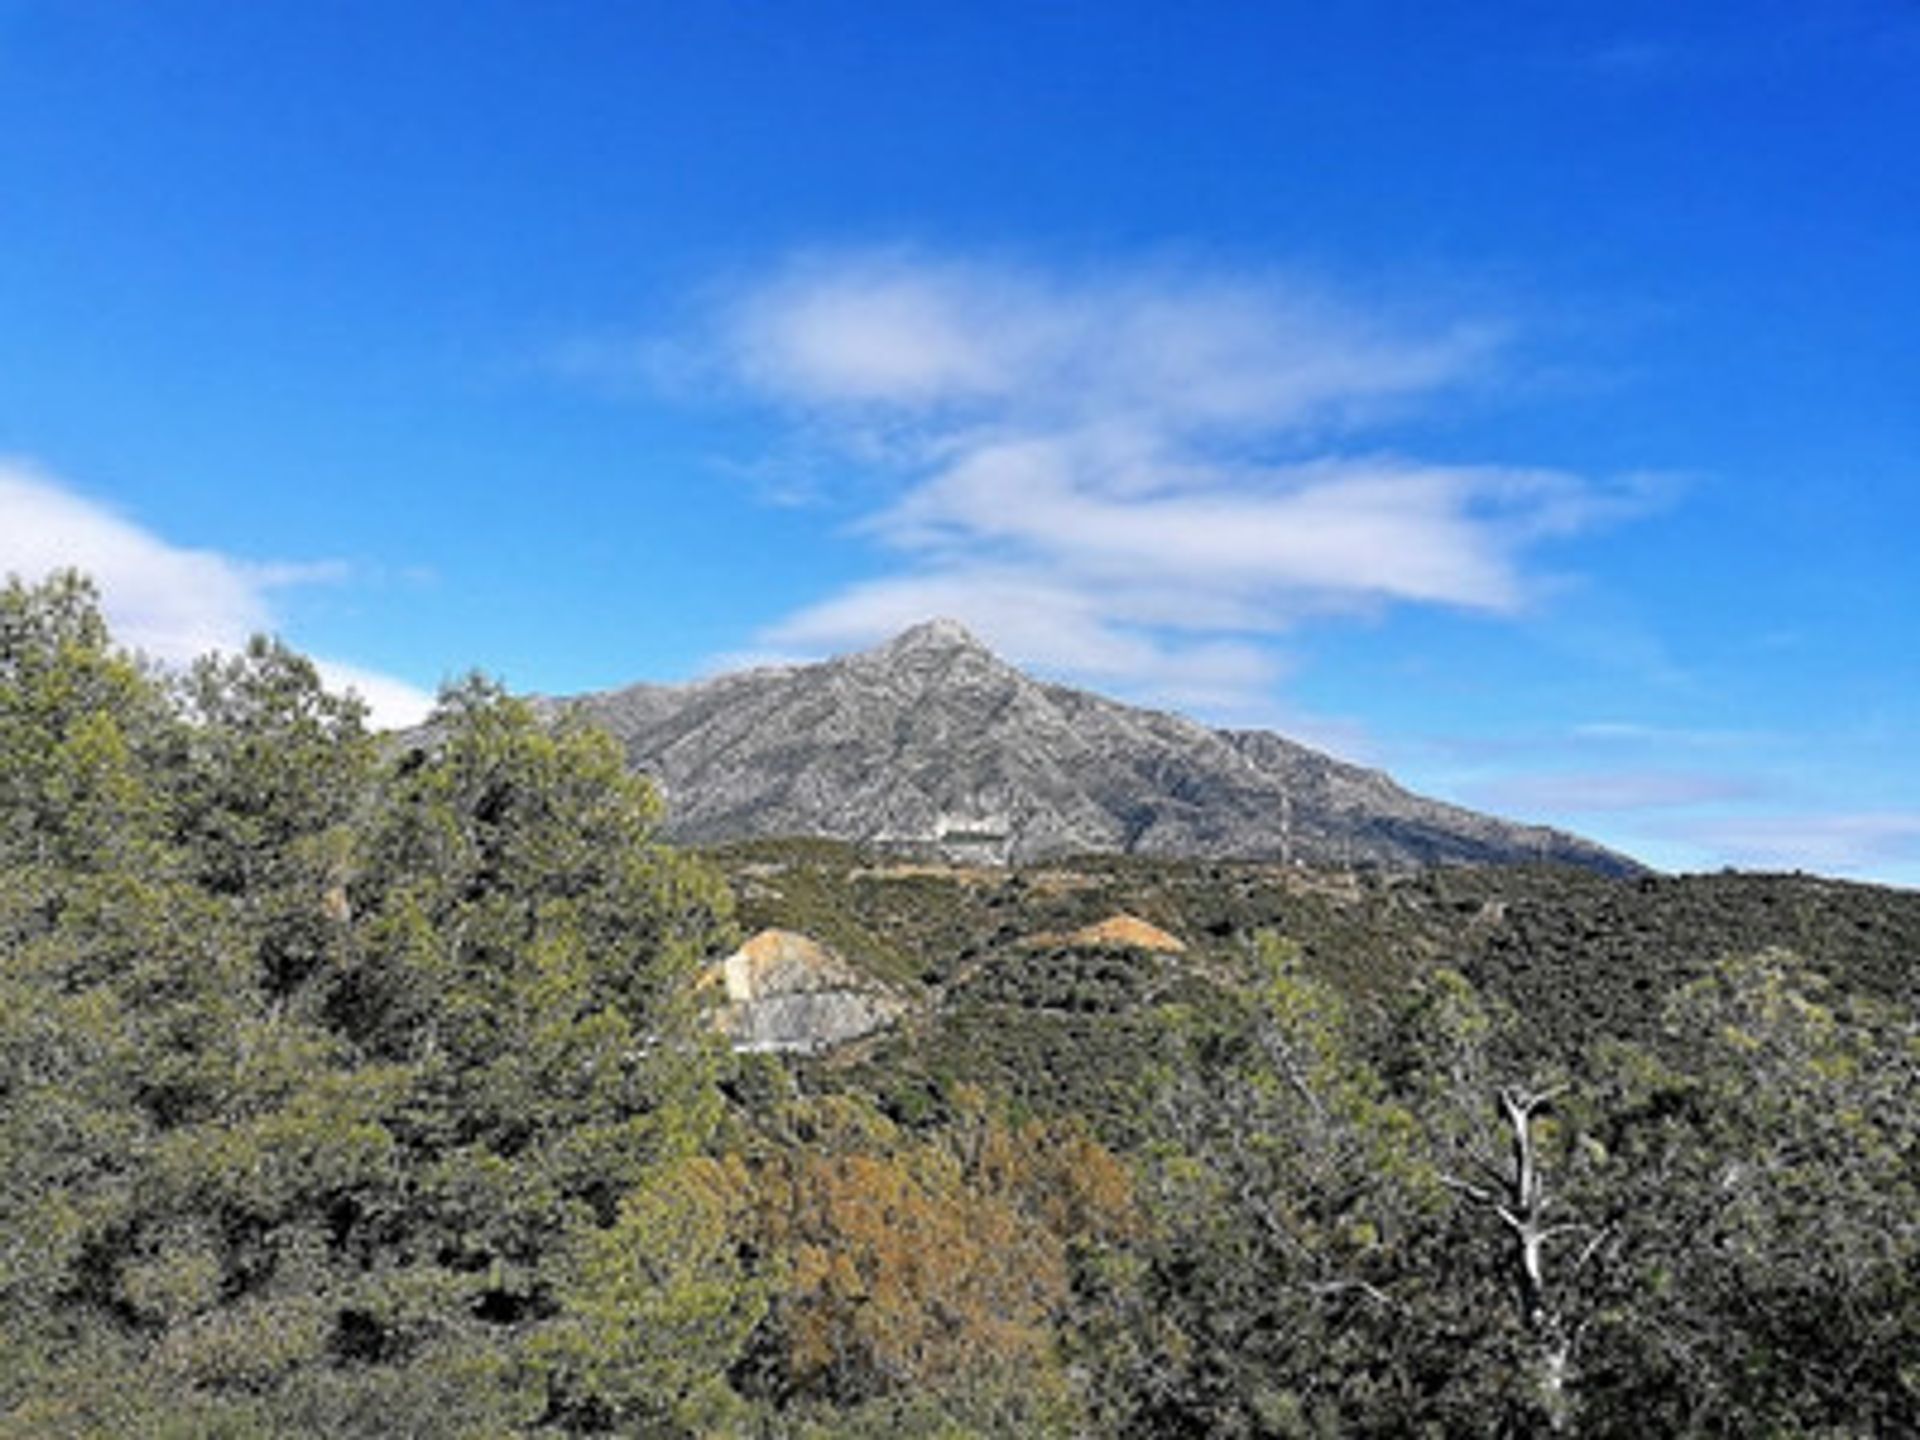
[2,1,1916,883]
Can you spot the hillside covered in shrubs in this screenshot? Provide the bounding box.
[3,572,1915,1437]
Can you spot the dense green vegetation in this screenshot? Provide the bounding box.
[3,572,1916,1436]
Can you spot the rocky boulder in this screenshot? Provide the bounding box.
[702,928,907,1054]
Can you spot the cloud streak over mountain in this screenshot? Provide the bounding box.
[706,252,1642,709]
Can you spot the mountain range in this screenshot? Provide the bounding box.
[543,618,1637,874]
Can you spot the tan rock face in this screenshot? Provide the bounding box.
[1024,913,1187,953]
[705,929,905,1054]
[721,929,864,1001]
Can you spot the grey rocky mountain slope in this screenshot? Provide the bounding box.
[546,618,1640,874]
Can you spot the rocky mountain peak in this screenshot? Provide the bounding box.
[550,625,1643,875]
[871,616,989,658]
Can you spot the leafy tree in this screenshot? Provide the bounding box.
[340,676,732,1181]
[536,1154,767,1434]
[1,577,745,1435]
[1,574,185,1382]
[305,676,737,1417]
[0,571,180,878]
[1114,936,1474,1436]
[730,1090,1134,1433]
[748,1095,1067,1406]
[1571,951,1920,1435]
[171,637,375,999]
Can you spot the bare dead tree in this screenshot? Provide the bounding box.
[1445,1083,1609,1431]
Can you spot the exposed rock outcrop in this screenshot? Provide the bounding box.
[1024,913,1188,953]
[702,928,906,1054]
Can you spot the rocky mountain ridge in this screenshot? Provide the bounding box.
[547,619,1639,874]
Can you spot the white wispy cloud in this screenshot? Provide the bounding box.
[1,460,275,660]
[691,251,1643,709]
[729,252,1494,430]
[1660,812,1920,878]
[766,567,1285,712]
[305,658,438,733]
[0,459,433,728]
